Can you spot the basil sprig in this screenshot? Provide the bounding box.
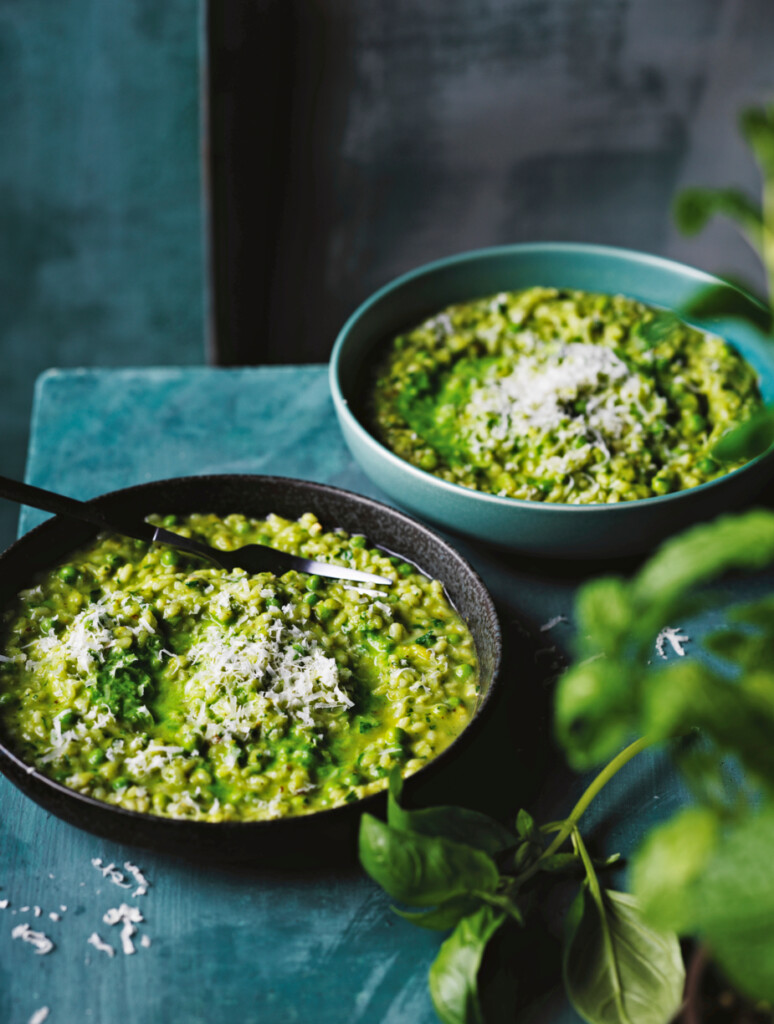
[558,508,774,1004]
[359,769,684,1024]
[674,102,774,460]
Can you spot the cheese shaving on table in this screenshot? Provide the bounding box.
[539,615,568,632]
[655,626,690,659]
[87,932,115,957]
[124,862,150,897]
[28,1009,49,1024]
[103,903,143,955]
[91,858,131,889]
[11,922,54,954]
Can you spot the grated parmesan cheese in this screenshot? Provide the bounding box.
[87,932,115,957]
[12,922,54,955]
[539,615,568,632]
[655,626,690,659]
[103,903,143,955]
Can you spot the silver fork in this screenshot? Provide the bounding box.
[150,526,391,585]
[0,475,392,587]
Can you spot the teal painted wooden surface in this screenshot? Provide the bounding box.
[0,0,207,552]
[0,366,730,1023]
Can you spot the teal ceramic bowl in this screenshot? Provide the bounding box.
[330,243,774,559]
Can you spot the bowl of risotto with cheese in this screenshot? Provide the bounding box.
[330,243,774,558]
[0,475,500,861]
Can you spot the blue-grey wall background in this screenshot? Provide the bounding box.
[4,0,774,542]
[0,0,207,545]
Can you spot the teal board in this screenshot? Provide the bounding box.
[0,366,746,1023]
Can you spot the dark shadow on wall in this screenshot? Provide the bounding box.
[206,0,774,368]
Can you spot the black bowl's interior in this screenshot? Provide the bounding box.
[0,474,501,864]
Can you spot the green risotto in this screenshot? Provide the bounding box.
[0,513,478,821]
[372,287,763,503]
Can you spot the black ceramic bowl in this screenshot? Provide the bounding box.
[0,475,501,864]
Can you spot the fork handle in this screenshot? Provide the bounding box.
[0,474,155,543]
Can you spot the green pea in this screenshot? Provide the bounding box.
[340,771,361,788]
[697,456,717,475]
[447,632,462,645]
[161,549,180,567]
[265,597,281,608]
[234,519,251,535]
[39,617,56,634]
[686,412,707,434]
[306,575,323,591]
[257,533,272,546]
[113,776,130,791]
[58,565,78,584]
[106,553,125,570]
[56,710,77,729]
[447,696,462,709]
[162,514,178,527]
[397,563,414,577]
[676,390,699,412]
[651,474,674,496]
[317,601,339,622]
[454,663,474,681]
[303,592,319,606]
[88,747,106,767]
[351,535,367,548]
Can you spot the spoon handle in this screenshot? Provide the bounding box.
[0,475,155,542]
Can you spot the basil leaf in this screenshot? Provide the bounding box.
[359,814,500,907]
[739,104,774,177]
[394,895,484,931]
[387,771,516,856]
[674,186,763,245]
[515,808,539,842]
[555,659,635,770]
[636,311,681,346]
[633,511,774,610]
[563,887,684,1024]
[630,807,719,933]
[690,802,774,1000]
[640,664,774,788]
[674,277,772,334]
[429,905,506,1024]
[713,406,774,462]
[574,577,634,660]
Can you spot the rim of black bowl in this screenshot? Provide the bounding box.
[330,241,774,515]
[0,474,502,853]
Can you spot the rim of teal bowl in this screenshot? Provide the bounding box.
[330,242,774,516]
